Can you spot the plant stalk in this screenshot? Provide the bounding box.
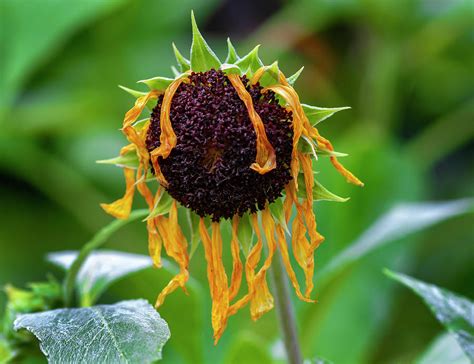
[63,209,149,307]
[270,251,304,364]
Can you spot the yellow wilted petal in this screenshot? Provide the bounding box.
[147,218,163,268]
[100,168,136,219]
[155,201,189,307]
[227,74,276,174]
[229,215,243,301]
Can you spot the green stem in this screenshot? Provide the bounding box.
[63,209,149,307]
[270,251,304,364]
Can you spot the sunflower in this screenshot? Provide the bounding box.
[100,12,363,343]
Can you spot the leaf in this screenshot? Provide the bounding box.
[235,45,264,76]
[14,300,170,364]
[96,150,139,169]
[417,332,470,364]
[237,213,254,256]
[172,43,190,72]
[385,270,474,359]
[258,61,281,87]
[320,198,474,281]
[145,190,173,221]
[220,63,242,75]
[190,11,221,72]
[118,86,156,111]
[138,76,174,91]
[225,37,240,63]
[223,332,272,364]
[301,104,351,126]
[286,66,304,86]
[48,250,153,307]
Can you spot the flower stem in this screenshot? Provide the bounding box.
[270,251,304,364]
[63,209,149,307]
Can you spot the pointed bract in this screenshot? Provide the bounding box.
[297,174,349,202]
[220,63,241,75]
[235,45,264,76]
[287,66,304,86]
[302,104,351,126]
[138,76,175,91]
[190,11,221,72]
[225,38,239,63]
[172,43,191,72]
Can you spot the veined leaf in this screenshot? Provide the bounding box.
[138,76,174,91]
[14,300,170,364]
[48,250,154,307]
[225,37,240,63]
[96,149,139,169]
[302,104,351,126]
[385,270,474,360]
[172,42,190,72]
[190,11,221,72]
[287,66,304,86]
[235,45,264,76]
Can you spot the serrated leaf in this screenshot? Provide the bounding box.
[96,149,139,169]
[225,38,239,63]
[146,190,173,221]
[302,104,351,126]
[237,213,254,256]
[138,76,174,91]
[417,332,470,364]
[48,251,153,307]
[172,42,191,72]
[287,66,304,86]
[190,11,221,72]
[296,173,349,203]
[385,270,474,359]
[320,198,474,282]
[14,300,170,364]
[220,63,241,75]
[235,45,264,76]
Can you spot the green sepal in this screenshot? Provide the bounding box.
[119,85,156,110]
[235,45,264,76]
[297,173,349,203]
[96,149,139,169]
[172,42,191,72]
[302,103,351,126]
[190,11,221,72]
[225,38,240,63]
[220,63,241,75]
[287,66,304,86]
[145,190,174,220]
[237,213,254,257]
[138,76,174,91]
[171,66,180,77]
[187,209,201,258]
[257,61,280,87]
[269,197,290,234]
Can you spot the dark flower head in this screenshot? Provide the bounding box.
[99,12,363,344]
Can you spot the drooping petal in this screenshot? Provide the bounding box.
[227,74,276,174]
[100,167,136,219]
[155,201,189,307]
[147,217,163,268]
[229,216,243,301]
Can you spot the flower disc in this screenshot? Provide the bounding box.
[146,70,293,220]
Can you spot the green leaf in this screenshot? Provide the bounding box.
[417,333,470,364]
[385,270,474,360]
[96,149,139,169]
[172,42,191,72]
[223,332,272,364]
[220,63,242,75]
[118,86,156,111]
[14,300,170,364]
[225,37,240,63]
[235,45,264,76]
[287,66,304,86]
[237,213,254,256]
[48,250,153,307]
[296,173,349,203]
[258,61,281,87]
[190,11,221,72]
[302,104,351,126]
[138,76,174,91]
[171,66,180,78]
[320,198,474,281]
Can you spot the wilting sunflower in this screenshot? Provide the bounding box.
[100,12,363,343]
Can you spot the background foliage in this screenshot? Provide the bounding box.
[0,0,473,363]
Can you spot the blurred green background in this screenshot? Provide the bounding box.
[1,0,473,363]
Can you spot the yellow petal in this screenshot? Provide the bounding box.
[147,218,163,268]
[227,74,276,174]
[100,167,136,219]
